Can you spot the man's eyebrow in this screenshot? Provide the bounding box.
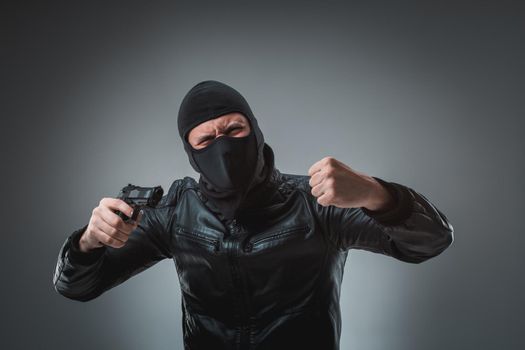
[196,122,246,143]
[225,121,245,129]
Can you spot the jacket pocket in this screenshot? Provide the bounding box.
[176,226,221,252]
[244,225,310,253]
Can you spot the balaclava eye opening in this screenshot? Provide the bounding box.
[177,80,276,221]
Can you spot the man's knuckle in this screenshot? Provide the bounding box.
[109,216,120,227]
[92,216,99,226]
[101,235,111,244]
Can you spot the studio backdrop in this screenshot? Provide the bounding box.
[2,1,524,349]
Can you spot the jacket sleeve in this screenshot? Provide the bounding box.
[312,176,454,263]
[52,204,173,301]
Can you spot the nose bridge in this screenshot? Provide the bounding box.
[215,129,225,139]
[213,122,230,138]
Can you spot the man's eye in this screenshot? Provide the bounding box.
[199,137,213,144]
[199,127,243,144]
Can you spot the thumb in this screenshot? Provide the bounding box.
[132,209,144,226]
[137,209,144,223]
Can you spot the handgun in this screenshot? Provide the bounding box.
[114,184,164,223]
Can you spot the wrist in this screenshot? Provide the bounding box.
[67,224,106,265]
[363,179,395,212]
[78,229,99,253]
[78,232,91,253]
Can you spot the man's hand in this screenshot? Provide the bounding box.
[79,198,143,252]
[307,156,395,211]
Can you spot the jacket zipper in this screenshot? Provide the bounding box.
[244,225,310,253]
[225,219,252,347]
[176,227,220,252]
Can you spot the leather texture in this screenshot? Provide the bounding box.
[53,168,454,350]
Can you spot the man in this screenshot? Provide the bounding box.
[53,80,454,349]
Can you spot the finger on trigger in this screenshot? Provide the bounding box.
[120,200,134,218]
[102,198,133,218]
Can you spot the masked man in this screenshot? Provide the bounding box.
[53,80,454,350]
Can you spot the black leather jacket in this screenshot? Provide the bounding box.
[53,168,454,350]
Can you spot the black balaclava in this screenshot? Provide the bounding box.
[177,80,276,221]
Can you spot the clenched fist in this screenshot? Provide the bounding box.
[78,197,143,252]
[307,156,395,211]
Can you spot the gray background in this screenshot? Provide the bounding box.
[2,0,524,349]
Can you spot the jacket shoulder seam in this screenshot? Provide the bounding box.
[159,176,197,207]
